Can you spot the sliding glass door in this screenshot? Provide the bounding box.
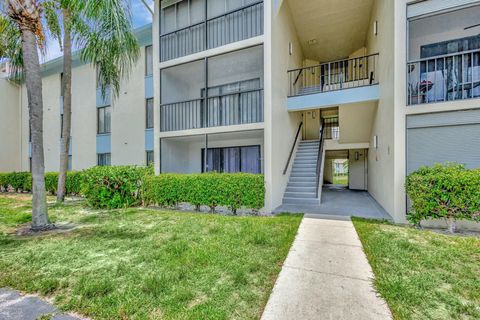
[201,145,261,174]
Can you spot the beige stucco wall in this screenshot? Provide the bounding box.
[71,65,97,170]
[112,49,147,166]
[364,0,398,220]
[338,102,377,144]
[265,0,304,211]
[0,79,21,172]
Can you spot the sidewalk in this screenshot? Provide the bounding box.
[261,214,392,320]
[0,288,83,320]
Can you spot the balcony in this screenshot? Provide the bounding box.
[407,49,480,106]
[160,1,264,62]
[287,54,379,111]
[407,3,480,106]
[160,89,263,132]
[160,45,264,132]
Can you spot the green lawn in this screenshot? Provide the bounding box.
[0,194,302,320]
[352,218,480,320]
[333,175,348,185]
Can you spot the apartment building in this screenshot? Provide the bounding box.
[1,0,480,222]
[0,24,154,172]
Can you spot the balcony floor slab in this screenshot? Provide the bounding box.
[288,85,379,111]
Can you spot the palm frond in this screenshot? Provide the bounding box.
[76,0,140,98]
[0,14,23,80]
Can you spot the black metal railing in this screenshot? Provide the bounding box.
[315,119,326,197]
[288,53,379,97]
[283,121,303,175]
[160,89,264,132]
[160,1,264,62]
[407,48,480,105]
[322,117,339,140]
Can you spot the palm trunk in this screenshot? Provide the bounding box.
[21,27,50,230]
[57,9,72,203]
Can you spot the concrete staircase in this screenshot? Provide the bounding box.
[282,140,320,205]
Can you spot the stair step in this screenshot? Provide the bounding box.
[286,187,316,193]
[295,156,318,160]
[290,173,316,178]
[287,182,316,188]
[289,176,316,182]
[283,197,319,205]
[292,163,316,168]
[284,192,317,199]
[294,158,317,163]
[291,167,316,173]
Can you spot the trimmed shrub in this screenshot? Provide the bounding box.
[44,172,83,195]
[0,172,31,192]
[406,163,480,231]
[0,171,83,195]
[81,166,153,209]
[143,173,265,213]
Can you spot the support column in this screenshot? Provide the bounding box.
[204,133,208,172]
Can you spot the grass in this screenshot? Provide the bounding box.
[0,194,302,320]
[332,175,348,185]
[352,218,480,320]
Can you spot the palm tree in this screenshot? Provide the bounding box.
[1,0,143,228]
[43,0,140,202]
[2,0,50,230]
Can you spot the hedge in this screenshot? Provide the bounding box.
[143,173,265,213]
[405,163,480,229]
[0,172,31,192]
[0,171,83,195]
[81,166,153,209]
[0,167,265,213]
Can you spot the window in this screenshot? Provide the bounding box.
[146,151,154,165]
[29,157,32,173]
[146,98,154,129]
[201,145,261,174]
[145,45,153,76]
[97,153,111,166]
[60,113,63,138]
[97,106,111,134]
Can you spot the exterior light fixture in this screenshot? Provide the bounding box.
[289,42,293,55]
[374,21,378,36]
[374,135,378,149]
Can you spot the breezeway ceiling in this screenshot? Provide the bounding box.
[286,0,375,63]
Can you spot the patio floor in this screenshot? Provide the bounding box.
[275,185,392,220]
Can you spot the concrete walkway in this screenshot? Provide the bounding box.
[275,186,392,220]
[0,288,83,320]
[262,215,392,320]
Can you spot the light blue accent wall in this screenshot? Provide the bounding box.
[287,85,380,111]
[96,87,111,107]
[96,134,111,154]
[28,142,31,158]
[145,129,154,151]
[60,96,64,114]
[145,75,154,98]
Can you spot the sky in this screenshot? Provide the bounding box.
[42,0,154,62]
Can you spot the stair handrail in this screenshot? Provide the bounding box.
[315,119,326,196]
[283,121,303,175]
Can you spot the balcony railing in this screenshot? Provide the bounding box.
[407,49,480,105]
[160,1,264,62]
[288,53,379,97]
[160,89,264,132]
